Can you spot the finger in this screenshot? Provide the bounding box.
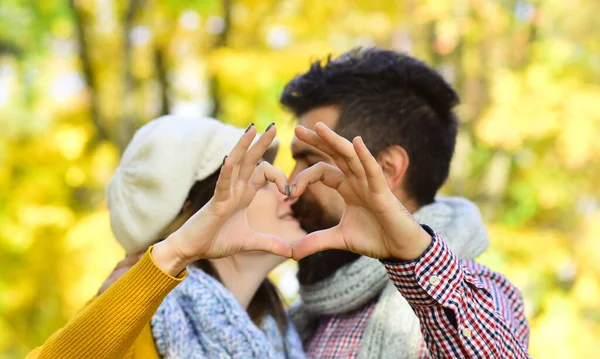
[229,124,257,180]
[294,125,331,151]
[314,122,366,179]
[353,136,388,193]
[238,123,276,181]
[290,162,344,198]
[213,156,233,201]
[294,125,351,175]
[115,253,143,269]
[244,233,293,258]
[292,227,346,260]
[248,161,289,195]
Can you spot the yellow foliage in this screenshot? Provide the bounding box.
[90,142,120,187]
[1,1,599,358]
[477,67,564,151]
[64,166,86,187]
[63,210,124,314]
[53,125,88,160]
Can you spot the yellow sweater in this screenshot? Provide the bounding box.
[26,248,184,359]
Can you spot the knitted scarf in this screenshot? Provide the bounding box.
[289,197,490,359]
[151,265,305,359]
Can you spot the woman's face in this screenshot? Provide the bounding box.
[247,182,306,246]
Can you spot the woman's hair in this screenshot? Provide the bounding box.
[157,169,289,337]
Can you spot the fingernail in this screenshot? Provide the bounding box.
[285,184,291,198]
[222,155,228,165]
[245,123,254,133]
[266,122,275,132]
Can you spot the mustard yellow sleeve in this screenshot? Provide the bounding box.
[26,246,186,359]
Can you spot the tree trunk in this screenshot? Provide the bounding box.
[118,0,144,153]
[154,46,170,116]
[209,0,233,119]
[69,0,110,143]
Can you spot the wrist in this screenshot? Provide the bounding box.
[389,224,433,261]
[151,238,190,276]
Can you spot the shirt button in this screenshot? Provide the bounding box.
[461,327,472,338]
[429,275,441,286]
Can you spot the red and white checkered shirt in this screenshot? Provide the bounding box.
[304,227,531,358]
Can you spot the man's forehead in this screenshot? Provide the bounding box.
[298,106,340,130]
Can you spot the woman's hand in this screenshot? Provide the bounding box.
[153,124,292,275]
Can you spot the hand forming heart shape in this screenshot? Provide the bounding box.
[161,122,432,270]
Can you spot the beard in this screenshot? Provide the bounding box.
[292,195,360,286]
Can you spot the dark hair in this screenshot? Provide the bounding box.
[280,47,459,205]
[158,170,289,338]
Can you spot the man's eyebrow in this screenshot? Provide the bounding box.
[292,149,322,160]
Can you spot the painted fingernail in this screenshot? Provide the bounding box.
[245,123,254,133]
[222,155,228,165]
[285,184,291,198]
[266,122,275,132]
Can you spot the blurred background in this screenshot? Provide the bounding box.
[0,0,599,358]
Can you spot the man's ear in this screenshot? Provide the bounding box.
[377,145,409,190]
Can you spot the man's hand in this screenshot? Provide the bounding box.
[97,252,144,295]
[290,122,432,261]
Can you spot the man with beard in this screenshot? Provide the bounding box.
[281,47,531,358]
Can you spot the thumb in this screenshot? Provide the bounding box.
[292,227,346,260]
[243,233,293,258]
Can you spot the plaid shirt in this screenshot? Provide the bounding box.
[304,226,531,358]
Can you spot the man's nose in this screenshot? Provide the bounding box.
[289,166,301,183]
[289,161,310,182]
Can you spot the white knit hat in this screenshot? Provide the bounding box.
[106,115,279,254]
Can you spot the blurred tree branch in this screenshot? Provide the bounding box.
[0,41,21,56]
[154,46,170,116]
[118,0,145,153]
[215,0,232,48]
[209,0,233,119]
[69,0,110,143]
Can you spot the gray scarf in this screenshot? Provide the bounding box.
[289,197,489,359]
[152,266,305,359]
